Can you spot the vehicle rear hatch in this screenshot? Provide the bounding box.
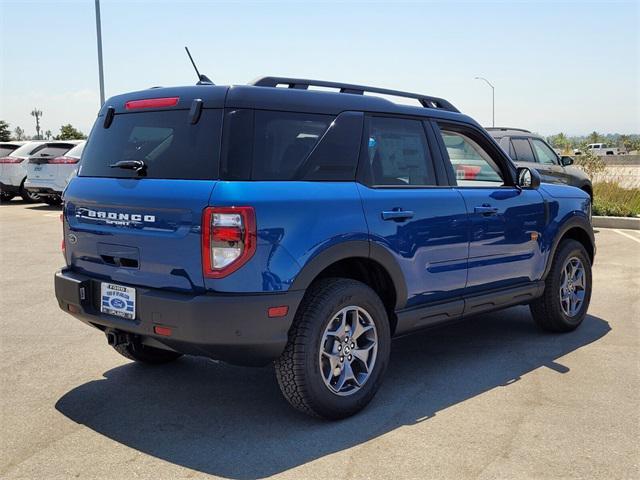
[27,142,78,183]
[63,86,227,292]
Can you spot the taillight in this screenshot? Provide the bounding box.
[60,213,66,262]
[202,206,256,278]
[48,156,79,164]
[0,156,23,164]
[125,97,179,110]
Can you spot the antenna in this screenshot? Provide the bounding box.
[184,46,214,85]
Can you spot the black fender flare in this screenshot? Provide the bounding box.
[290,240,408,309]
[543,216,595,280]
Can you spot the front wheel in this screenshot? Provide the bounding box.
[43,196,62,206]
[275,278,391,419]
[530,239,592,332]
[0,192,15,202]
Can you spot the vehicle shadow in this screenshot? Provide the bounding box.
[25,204,61,211]
[55,306,609,479]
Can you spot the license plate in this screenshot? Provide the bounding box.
[34,166,43,171]
[101,283,136,320]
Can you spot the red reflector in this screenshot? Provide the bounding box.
[213,226,242,243]
[268,306,289,318]
[68,304,79,313]
[125,97,179,110]
[154,325,172,337]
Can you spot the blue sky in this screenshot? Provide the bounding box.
[1,0,638,137]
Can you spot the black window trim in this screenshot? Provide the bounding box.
[355,113,447,189]
[431,119,517,188]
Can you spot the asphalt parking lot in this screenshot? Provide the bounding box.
[1,199,638,480]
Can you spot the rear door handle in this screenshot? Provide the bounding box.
[474,205,499,216]
[381,210,415,221]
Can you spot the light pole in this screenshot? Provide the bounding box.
[95,0,105,106]
[475,76,495,127]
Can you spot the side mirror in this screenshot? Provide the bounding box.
[560,156,574,166]
[517,167,541,189]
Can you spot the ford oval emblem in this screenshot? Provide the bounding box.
[68,233,78,245]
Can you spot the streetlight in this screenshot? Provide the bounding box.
[95,0,105,106]
[475,76,495,127]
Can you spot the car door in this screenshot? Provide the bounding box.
[357,115,469,310]
[432,121,547,294]
[530,137,570,185]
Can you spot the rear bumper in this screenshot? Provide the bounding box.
[54,269,305,366]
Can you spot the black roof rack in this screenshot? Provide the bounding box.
[250,77,460,113]
[485,127,532,133]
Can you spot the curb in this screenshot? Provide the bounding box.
[593,216,640,230]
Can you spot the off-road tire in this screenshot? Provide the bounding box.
[275,278,391,419]
[530,239,592,332]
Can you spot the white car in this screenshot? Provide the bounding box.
[0,141,47,202]
[24,141,85,205]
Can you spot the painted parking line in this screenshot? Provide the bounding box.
[613,229,640,244]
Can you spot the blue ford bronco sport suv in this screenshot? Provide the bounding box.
[55,77,594,419]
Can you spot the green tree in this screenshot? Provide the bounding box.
[45,129,52,140]
[0,120,10,141]
[13,126,25,141]
[587,131,603,144]
[547,132,572,154]
[57,124,86,140]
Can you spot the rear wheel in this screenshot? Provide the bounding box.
[275,278,391,419]
[20,184,40,203]
[530,239,592,332]
[112,342,182,365]
[0,192,15,202]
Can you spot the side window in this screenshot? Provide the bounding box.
[531,138,558,165]
[509,140,517,159]
[366,117,436,186]
[438,129,503,185]
[252,111,331,180]
[511,138,536,163]
[220,110,360,181]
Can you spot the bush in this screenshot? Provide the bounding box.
[593,182,640,217]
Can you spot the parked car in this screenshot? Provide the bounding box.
[24,141,85,206]
[587,143,619,155]
[55,78,594,419]
[0,141,46,202]
[487,128,593,199]
[0,141,25,159]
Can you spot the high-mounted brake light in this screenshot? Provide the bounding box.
[48,156,79,164]
[0,156,23,164]
[202,206,256,278]
[125,97,179,110]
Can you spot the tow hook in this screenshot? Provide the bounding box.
[105,329,131,347]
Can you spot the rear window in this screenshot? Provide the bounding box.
[30,144,75,159]
[0,145,19,157]
[79,110,222,179]
[7,142,44,158]
[220,110,361,181]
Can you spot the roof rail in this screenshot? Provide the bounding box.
[250,76,460,113]
[485,127,532,133]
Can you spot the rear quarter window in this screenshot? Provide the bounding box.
[79,109,222,180]
[220,109,362,181]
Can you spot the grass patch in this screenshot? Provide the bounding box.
[593,182,640,217]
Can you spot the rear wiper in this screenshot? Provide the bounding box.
[109,160,147,175]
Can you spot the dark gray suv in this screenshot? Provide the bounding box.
[487,128,592,199]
